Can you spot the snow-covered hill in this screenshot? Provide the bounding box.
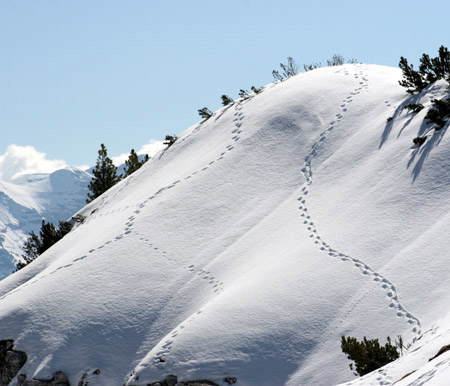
[1,64,450,386]
[0,167,91,278]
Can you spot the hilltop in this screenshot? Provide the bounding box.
[1,64,450,386]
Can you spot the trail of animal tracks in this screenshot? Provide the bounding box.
[2,64,449,386]
[298,65,421,340]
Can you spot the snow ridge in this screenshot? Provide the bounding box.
[297,64,422,340]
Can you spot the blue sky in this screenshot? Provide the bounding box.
[1,0,449,174]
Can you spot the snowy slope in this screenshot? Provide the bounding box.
[1,64,450,386]
[0,167,91,278]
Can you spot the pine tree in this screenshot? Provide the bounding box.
[123,149,148,177]
[16,220,73,271]
[341,336,400,376]
[221,95,234,106]
[86,144,121,203]
[251,86,262,94]
[398,56,427,94]
[163,135,178,148]
[239,89,249,98]
[39,220,60,252]
[198,107,213,120]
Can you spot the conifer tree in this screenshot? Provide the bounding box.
[123,149,148,177]
[239,89,249,98]
[198,107,213,120]
[341,335,400,376]
[221,95,234,106]
[251,86,262,94]
[163,135,178,148]
[86,143,121,203]
[16,220,72,271]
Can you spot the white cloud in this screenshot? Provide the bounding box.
[111,139,165,166]
[0,145,68,182]
[138,139,165,158]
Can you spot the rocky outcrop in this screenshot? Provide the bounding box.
[0,339,27,386]
[17,371,70,386]
[146,375,221,386]
[179,380,220,386]
[147,374,178,386]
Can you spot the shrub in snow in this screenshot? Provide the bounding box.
[327,54,345,66]
[425,98,450,130]
[71,214,86,224]
[221,95,234,106]
[86,143,121,203]
[413,136,427,146]
[303,62,321,72]
[272,56,299,81]
[251,85,262,94]
[163,135,178,148]
[123,149,149,177]
[198,107,213,120]
[272,70,284,81]
[280,56,299,78]
[341,335,400,376]
[404,103,424,114]
[238,89,249,99]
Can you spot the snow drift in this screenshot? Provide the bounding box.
[1,64,450,386]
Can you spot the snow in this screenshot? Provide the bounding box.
[0,167,91,278]
[1,64,450,385]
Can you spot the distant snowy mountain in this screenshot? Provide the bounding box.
[0,167,91,278]
[1,64,450,386]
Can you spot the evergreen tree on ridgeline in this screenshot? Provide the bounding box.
[163,135,177,148]
[399,45,450,94]
[123,149,149,177]
[86,143,121,203]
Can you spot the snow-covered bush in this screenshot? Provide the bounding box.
[341,335,400,376]
[251,85,262,94]
[221,95,234,106]
[425,98,450,130]
[303,62,321,72]
[163,135,178,148]
[272,56,299,81]
[198,107,213,120]
[238,89,249,99]
[404,103,424,114]
[327,54,345,66]
[413,136,427,146]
